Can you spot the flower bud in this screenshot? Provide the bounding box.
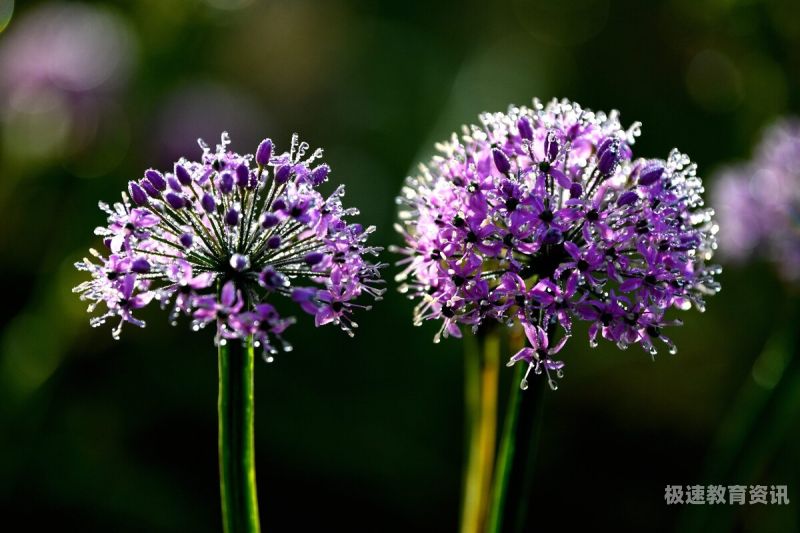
[167,176,183,193]
[145,169,167,191]
[617,190,639,206]
[311,164,330,186]
[275,165,292,184]
[256,138,273,166]
[219,172,234,194]
[235,164,249,187]
[140,180,161,198]
[224,208,240,226]
[165,193,186,209]
[260,212,279,228]
[304,252,324,265]
[517,116,533,141]
[597,138,621,176]
[128,181,148,206]
[175,164,192,186]
[131,258,151,273]
[638,162,664,186]
[201,193,216,213]
[267,235,281,249]
[493,148,511,174]
[544,129,560,162]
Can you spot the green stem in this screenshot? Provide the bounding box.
[218,337,261,533]
[487,363,546,533]
[460,331,500,533]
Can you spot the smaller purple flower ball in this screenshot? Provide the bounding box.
[74,133,385,357]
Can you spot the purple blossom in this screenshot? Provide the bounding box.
[74,133,384,360]
[394,98,721,389]
[506,323,568,390]
[712,118,800,282]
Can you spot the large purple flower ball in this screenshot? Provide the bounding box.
[394,98,720,389]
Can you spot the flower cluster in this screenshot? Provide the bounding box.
[395,98,720,389]
[712,119,800,282]
[74,133,384,359]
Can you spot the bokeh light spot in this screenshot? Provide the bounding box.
[1,312,62,398]
[686,49,743,112]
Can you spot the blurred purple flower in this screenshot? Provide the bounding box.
[712,119,800,282]
[394,98,720,389]
[0,3,134,96]
[0,2,136,161]
[74,133,384,359]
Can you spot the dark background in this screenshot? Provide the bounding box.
[1,0,798,531]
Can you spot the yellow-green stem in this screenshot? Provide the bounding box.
[461,331,500,533]
[218,337,261,533]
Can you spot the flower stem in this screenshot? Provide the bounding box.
[218,337,261,533]
[461,331,500,533]
[487,361,546,533]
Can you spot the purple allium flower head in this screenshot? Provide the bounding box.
[74,133,384,359]
[394,98,720,390]
[712,119,800,282]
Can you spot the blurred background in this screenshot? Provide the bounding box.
[1,0,798,531]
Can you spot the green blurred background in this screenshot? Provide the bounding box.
[1,0,798,531]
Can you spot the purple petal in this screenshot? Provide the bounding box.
[221,281,237,308]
